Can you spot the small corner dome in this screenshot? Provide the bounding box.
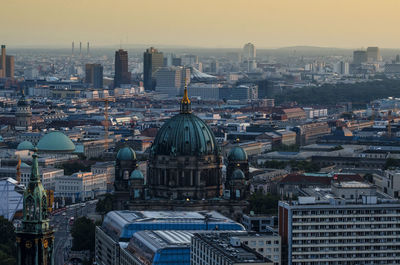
[116,147,136,161]
[232,169,245,180]
[130,169,144,180]
[37,132,75,152]
[17,141,35,150]
[228,146,248,162]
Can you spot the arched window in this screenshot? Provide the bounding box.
[26,196,34,220]
[42,196,48,219]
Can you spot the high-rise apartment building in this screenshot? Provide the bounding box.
[143,47,164,90]
[85,63,103,88]
[367,46,381,62]
[353,50,368,65]
[279,181,400,265]
[114,49,131,88]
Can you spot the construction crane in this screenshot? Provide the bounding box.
[388,110,392,138]
[16,155,21,184]
[89,97,116,151]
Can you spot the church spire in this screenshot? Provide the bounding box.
[30,149,40,182]
[180,79,191,114]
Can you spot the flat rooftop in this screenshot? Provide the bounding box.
[195,233,271,263]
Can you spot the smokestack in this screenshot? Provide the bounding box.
[72,41,74,56]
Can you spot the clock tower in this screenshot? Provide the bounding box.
[16,150,54,265]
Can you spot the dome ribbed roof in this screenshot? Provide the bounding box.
[17,141,35,150]
[116,147,136,161]
[37,132,75,152]
[232,169,245,179]
[130,169,144,179]
[228,146,248,162]
[151,113,218,157]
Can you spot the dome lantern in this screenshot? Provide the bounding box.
[180,80,191,114]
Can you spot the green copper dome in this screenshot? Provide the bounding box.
[130,169,144,180]
[17,140,35,150]
[151,113,219,157]
[116,147,136,161]
[228,146,248,162]
[232,169,245,180]
[37,132,75,152]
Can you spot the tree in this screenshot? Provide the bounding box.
[248,192,280,215]
[0,216,16,265]
[96,194,114,215]
[70,217,96,252]
[58,161,92,175]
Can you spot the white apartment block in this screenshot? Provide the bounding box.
[279,181,400,265]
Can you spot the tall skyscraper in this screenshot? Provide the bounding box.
[114,49,131,88]
[16,151,55,265]
[243,43,256,72]
[367,46,381,62]
[0,45,14,78]
[0,45,6,78]
[85,64,103,88]
[143,47,164,90]
[6,55,14,78]
[353,50,368,65]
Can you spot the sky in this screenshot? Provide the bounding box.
[2,0,400,49]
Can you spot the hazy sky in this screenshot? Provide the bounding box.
[2,0,400,49]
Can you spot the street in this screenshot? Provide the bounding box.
[51,200,97,265]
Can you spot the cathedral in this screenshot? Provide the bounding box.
[16,149,54,265]
[113,86,250,216]
[15,91,33,132]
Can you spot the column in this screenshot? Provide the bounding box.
[190,170,193,186]
[16,237,21,265]
[35,239,39,265]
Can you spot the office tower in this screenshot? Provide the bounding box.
[181,54,198,66]
[279,180,400,265]
[85,64,103,88]
[334,61,350,75]
[243,43,256,72]
[79,42,82,56]
[143,47,164,90]
[367,46,381,62]
[0,45,6,78]
[172,57,182,66]
[114,49,131,88]
[210,60,219,74]
[6,55,14,78]
[353,50,368,65]
[243,42,256,59]
[155,66,183,97]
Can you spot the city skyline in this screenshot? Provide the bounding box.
[2,0,400,49]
